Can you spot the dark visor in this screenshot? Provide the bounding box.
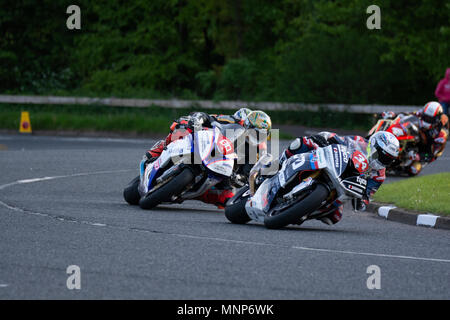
[421,114,438,125]
[372,146,395,166]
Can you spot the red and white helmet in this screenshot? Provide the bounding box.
[419,102,443,130]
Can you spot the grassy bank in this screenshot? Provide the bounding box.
[373,173,450,216]
[0,103,373,137]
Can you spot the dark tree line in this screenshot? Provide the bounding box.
[1,0,449,104]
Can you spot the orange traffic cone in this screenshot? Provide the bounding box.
[19,111,32,134]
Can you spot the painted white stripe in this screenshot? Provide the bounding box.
[0,134,152,144]
[171,233,450,263]
[17,177,56,184]
[378,206,396,219]
[159,231,450,264]
[90,223,107,227]
[0,169,132,191]
[291,246,450,263]
[0,284,9,288]
[416,214,439,227]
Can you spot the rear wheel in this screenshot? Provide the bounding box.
[139,168,194,210]
[264,183,329,229]
[224,188,251,224]
[123,176,141,205]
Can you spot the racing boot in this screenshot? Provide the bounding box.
[319,205,343,225]
[196,188,235,209]
[145,128,191,161]
[145,139,166,163]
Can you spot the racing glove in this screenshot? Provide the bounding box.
[309,134,329,148]
[188,112,211,130]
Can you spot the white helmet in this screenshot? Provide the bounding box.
[233,107,252,121]
[419,101,443,130]
[367,131,399,170]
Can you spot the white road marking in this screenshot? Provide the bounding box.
[1,169,450,265]
[165,232,450,264]
[0,169,132,191]
[291,246,450,263]
[0,134,152,144]
[0,284,9,288]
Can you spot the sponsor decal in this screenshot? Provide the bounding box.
[342,150,349,164]
[292,154,305,170]
[154,159,160,170]
[333,147,340,168]
[348,184,363,193]
[357,176,367,186]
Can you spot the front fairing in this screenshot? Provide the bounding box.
[194,127,236,177]
[245,175,279,222]
[140,135,193,193]
[245,144,353,221]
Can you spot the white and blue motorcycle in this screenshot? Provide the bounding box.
[123,123,248,209]
[225,144,370,229]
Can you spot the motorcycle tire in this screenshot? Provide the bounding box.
[123,175,141,205]
[139,167,194,210]
[224,188,251,224]
[264,183,329,230]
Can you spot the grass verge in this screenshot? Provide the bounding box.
[373,173,450,216]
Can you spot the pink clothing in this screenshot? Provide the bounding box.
[435,68,450,103]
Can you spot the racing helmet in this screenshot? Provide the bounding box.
[419,102,443,130]
[244,110,272,145]
[244,110,272,133]
[366,131,399,170]
[233,107,252,121]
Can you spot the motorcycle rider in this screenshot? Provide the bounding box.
[146,107,252,161]
[144,108,272,208]
[279,131,400,225]
[379,101,448,175]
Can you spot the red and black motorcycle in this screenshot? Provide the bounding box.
[367,114,423,175]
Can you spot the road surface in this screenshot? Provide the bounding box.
[0,134,449,299]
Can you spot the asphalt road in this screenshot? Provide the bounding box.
[0,134,449,299]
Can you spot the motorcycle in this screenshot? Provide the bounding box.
[367,114,422,175]
[224,144,369,229]
[123,122,252,209]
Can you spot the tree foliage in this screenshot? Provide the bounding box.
[0,0,448,104]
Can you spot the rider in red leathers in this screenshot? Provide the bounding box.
[380,101,448,175]
[144,109,271,208]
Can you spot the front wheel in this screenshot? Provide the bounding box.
[139,167,194,210]
[224,187,251,224]
[123,176,141,205]
[264,183,329,229]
